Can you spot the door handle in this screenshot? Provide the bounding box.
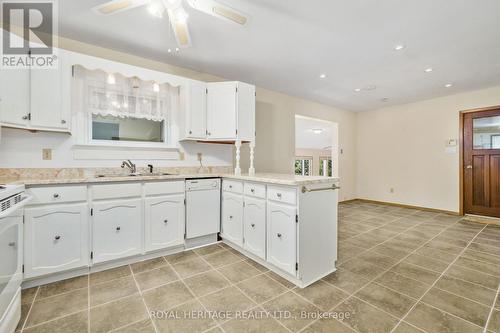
[466,165,472,169]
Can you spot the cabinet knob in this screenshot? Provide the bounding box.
[53,193,60,198]
[208,132,211,136]
[229,185,233,189]
[8,242,16,247]
[22,115,29,120]
[54,235,61,240]
[277,233,282,238]
[276,193,282,198]
[61,119,66,124]
[229,215,233,219]
[251,223,255,228]
[164,219,168,224]
[116,227,121,231]
[250,189,255,193]
[189,130,192,135]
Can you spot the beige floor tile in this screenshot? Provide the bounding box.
[415,246,458,263]
[244,258,269,272]
[334,296,399,333]
[21,287,38,305]
[302,318,357,333]
[261,291,320,332]
[37,276,88,299]
[468,241,500,255]
[446,264,500,290]
[265,271,296,289]
[295,280,349,311]
[392,322,426,333]
[488,309,499,332]
[405,302,483,333]
[237,274,287,304]
[339,257,387,280]
[90,275,138,307]
[152,299,217,333]
[221,309,288,333]
[193,243,225,256]
[25,288,88,328]
[171,257,211,278]
[217,261,261,283]
[130,257,167,274]
[435,275,497,307]
[199,286,256,323]
[375,271,430,299]
[90,265,131,286]
[355,251,400,269]
[112,319,156,333]
[15,303,30,332]
[184,270,230,297]
[389,262,440,285]
[90,294,148,333]
[403,253,449,273]
[23,311,88,333]
[164,250,199,264]
[203,250,242,268]
[143,280,194,310]
[134,266,178,291]
[461,249,500,267]
[421,287,490,327]
[322,267,370,294]
[355,283,416,318]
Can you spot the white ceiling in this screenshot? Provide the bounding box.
[295,117,333,150]
[59,0,500,111]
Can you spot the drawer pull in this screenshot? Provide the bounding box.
[229,185,233,189]
[164,219,168,224]
[276,193,282,198]
[229,215,233,220]
[53,193,60,198]
[251,223,255,228]
[250,188,255,193]
[277,233,282,238]
[8,242,16,247]
[54,235,61,240]
[116,227,121,231]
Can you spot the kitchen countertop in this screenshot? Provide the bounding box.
[7,173,339,187]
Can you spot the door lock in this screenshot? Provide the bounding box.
[466,165,473,169]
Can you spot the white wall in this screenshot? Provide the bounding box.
[356,85,500,212]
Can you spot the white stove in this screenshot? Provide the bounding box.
[0,184,29,333]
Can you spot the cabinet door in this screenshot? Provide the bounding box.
[145,195,185,252]
[236,82,256,141]
[92,198,142,264]
[0,67,30,128]
[24,203,89,278]
[267,202,296,275]
[222,192,243,246]
[243,197,266,260]
[207,82,237,139]
[186,81,207,139]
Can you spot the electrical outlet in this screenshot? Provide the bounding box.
[42,148,52,160]
[390,188,394,193]
[197,153,202,162]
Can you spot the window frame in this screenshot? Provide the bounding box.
[295,156,313,176]
[319,156,333,177]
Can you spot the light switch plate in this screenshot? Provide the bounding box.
[42,148,52,160]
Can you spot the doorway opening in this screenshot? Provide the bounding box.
[461,105,500,217]
[294,115,338,178]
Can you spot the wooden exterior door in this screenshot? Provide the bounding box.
[464,109,500,217]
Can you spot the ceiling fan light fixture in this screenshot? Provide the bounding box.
[213,6,247,25]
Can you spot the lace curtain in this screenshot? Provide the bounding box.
[73,65,176,122]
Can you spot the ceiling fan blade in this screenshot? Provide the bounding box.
[187,0,248,25]
[168,9,192,47]
[92,0,149,15]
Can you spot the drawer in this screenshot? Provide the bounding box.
[223,180,243,194]
[244,182,266,199]
[267,186,296,205]
[145,181,185,196]
[92,183,142,200]
[28,185,87,205]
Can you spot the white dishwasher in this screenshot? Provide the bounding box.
[185,179,221,243]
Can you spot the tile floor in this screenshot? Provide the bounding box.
[16,201,500,333]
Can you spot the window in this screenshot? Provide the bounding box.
[320,157,333,177]
[295,157,312,176]
[92,115,164,142]
[473,116,500,149]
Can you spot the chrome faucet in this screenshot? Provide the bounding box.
[121,160,136,174]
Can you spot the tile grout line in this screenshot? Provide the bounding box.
[87,273,90,333]
[128,263,160,333]
[483,284,500,333]
[389,224,489,333]
[19,286,39,333]
[302,218,466,333]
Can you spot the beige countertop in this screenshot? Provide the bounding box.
[7,173,339,187]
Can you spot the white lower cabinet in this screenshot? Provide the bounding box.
[267,202,297,275]
[24,203,89,278]
[222,192,244,246]
[92,198,142,264]
[145,195,185,252]
[243,197,266,260]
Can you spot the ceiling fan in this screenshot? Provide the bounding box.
[92,0,249,49]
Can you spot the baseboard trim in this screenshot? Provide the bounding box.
[343,198,461,216]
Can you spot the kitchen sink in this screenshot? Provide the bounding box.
[95,173,177,178]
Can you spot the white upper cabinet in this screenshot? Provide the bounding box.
[0,48,71,132]
[207,81,255,142]
[179,80,207,140]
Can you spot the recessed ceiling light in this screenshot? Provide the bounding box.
[311,128,324,134]
[394,45,405,51]
[354,88,361,92]
[363,85,377,91]
[381,98,389,102]
[445,83,453,88]
[319,74,327,79]
[424,68,433,73]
